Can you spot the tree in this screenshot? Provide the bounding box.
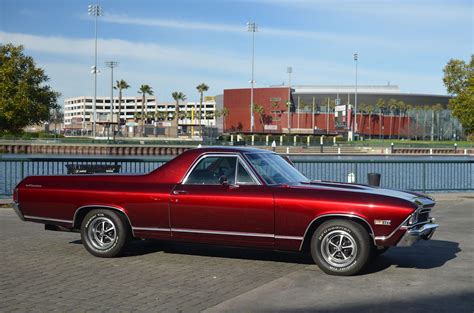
[325,98,336,134]
[0,44,60,134]
[443,55,474,137]
[253,104,265,128]
[171,91,186,136]
[358,103,367,134]
[405,104,413,139]
[114,79,130,135]
[366,104,374,139]
[387,99,398,139]
[220,107,229,132]
[432,103,443,140]
[49,107,64,135]
[196,83,209,137]
[423,105,431,140]
[375,98,385,139]
[396,101,406,139]
[138,84,154,137]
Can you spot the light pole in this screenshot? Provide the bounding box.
[105,61,118,140]
[287,66,292,134]
[247,22,258,133]
[88,4,102,137]
[353,53,358,139]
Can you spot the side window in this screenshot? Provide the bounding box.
[186,156,237,185]
[236,161,257,185]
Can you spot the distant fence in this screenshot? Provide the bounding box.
[1,157,473,196]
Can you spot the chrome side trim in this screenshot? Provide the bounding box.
[130,226,304,241]
[73,205,135,237]
[24,215,73,224]
[12,203,25,221]
[275,235,304,241]
[171,228,274,238]
[299,214,376,250]
[132,227,170,232]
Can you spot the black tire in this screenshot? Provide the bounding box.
[310,219,372,276]
[80,209,130,258]
[374,246,390,256]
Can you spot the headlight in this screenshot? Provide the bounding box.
[408,210,418,225]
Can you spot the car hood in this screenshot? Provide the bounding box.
[294,180,434,207]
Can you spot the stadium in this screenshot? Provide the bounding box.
[221,85,459,139]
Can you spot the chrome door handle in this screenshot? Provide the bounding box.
[172,190,188,195]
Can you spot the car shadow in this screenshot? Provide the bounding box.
[70,239,459,271]
[69,238,313,263]
[364,239,461,274]
[124,239,315,264]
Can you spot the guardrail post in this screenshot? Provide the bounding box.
[422,162,426,193]
[391,142,394,154]
[20,160,25,180]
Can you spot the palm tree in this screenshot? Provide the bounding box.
[423,105,431,140]
[375,98,385,139]
[114,79,130,135]
[432,103,443,141]
[396,101,406,139]
[171,91,187,137]
[138,84,154,137]
[387,99,398,139]
[221,107,229,132]
[196,83,209,137]
[366,104,374,139]
[358,103,367,135]
[253,104,265,129]
[412,105,421,140]
[325,98,336,134]
[405,104,413,139]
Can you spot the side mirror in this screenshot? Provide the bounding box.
[219,175,229,186]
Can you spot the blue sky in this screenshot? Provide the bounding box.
[0,0,472,104]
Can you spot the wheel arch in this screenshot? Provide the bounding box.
[300,214,375,252]
[73,205,134,237]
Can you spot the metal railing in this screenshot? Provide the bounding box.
[291,159,473,192]
[1,157,472,196]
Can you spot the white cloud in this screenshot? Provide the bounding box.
[102,14,243,33]
[0,31,249,75]
[101,14,402,50]
[252,0,472,23]
[0,30,447,102]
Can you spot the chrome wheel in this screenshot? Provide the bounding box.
[320,230,358,268]
[87,217,116,250]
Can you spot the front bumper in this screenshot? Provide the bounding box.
[397,220,438,247]
[12,202,25,221]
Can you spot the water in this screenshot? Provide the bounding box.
[1,153,473,196]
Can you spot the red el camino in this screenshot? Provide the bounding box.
[12,147,438,276]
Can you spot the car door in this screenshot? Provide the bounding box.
[169,154,275,248]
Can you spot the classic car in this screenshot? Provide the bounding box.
[12,147,438,276]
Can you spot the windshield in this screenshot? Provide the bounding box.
[245,153,309,185]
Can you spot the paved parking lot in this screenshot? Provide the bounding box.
[0,196,473,312]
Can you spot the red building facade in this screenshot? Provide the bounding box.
[224,87,412,137]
